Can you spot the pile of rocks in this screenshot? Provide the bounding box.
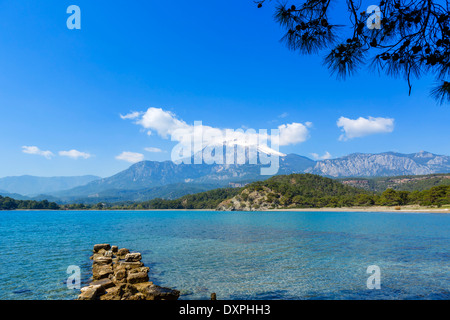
[78,244,180,300]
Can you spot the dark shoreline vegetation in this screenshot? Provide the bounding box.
[0,197,60,210]
[1,174,449,211]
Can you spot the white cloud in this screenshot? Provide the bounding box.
[22,146,54,159]
[59,150,92,159]
[311,151,332,160]
[122,107,312,150]
[278,112,289,118]
[144,147,164,153]
[136,107,190,138]
[115,151,144,163]
[120,111,142,120]
[337,116,394,141]
[278,122,312,146]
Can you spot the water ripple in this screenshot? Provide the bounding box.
[0,210,448,300]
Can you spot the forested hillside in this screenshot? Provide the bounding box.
[217,174,450,211]
[340,174,450,192]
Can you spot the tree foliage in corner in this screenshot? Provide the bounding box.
[255,0,450,103]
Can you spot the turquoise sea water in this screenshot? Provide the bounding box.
[0,210,448,300]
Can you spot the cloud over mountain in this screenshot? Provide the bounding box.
[122,107,313,152]
[116,152,144,163]
[311,151,332,160]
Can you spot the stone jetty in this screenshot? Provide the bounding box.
[78,244,180,300]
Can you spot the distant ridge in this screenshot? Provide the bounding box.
[41,151,450,204]
[4,151,448,204]
[307,151,450,177]
[0,175,101,196]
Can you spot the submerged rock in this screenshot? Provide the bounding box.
[93,244,111,253]
[92,264,113,280]
[90,278,115,290]
[119,261,144,269]
[113,269,127,283]
[93,256,112,266]
[78,285,105,300]
[117,248,130,259]
[124,252,142,262]
[104,250,113,257]
[78,244,180,301]
[127,272,149,284]
[99,283,138,300]
[134,283,181,300]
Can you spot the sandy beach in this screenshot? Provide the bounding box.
[12,206,450,214]
[269,206,450,213]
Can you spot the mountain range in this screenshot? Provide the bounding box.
[0,175,100,196]
[1,151,449,204]
[307,151,450,177]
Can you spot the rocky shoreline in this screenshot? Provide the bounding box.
[78,244,180,300]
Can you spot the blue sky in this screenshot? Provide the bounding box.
[0,0,449,178]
